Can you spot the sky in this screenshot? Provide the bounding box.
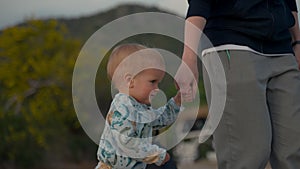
[0,0,188,30]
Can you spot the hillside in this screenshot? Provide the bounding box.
[59,4,191,112]
[59,4,177,41]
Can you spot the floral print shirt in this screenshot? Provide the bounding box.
[96,93,180,169]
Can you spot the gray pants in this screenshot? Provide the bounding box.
[203,50,300,169]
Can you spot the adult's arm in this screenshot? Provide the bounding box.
[175,0,210,102]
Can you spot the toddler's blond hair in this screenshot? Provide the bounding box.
[107,44,165,90]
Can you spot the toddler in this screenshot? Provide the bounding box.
[95,44,181,169]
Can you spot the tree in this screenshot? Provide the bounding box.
[0,19,81,168]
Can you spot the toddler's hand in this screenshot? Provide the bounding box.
[161,152,170,165]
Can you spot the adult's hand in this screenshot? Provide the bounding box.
[174,57,198,102]
[294,44,300,69]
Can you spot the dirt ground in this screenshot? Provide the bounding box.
[177,159,217,169]
[177,159,272,169]
[45,158,273,169]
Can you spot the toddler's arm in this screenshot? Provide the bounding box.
[150,86,181,129]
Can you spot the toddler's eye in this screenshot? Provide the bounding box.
[150,80,157,83]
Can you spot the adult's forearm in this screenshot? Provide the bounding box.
[182,16,207,62]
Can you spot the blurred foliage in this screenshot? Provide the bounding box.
[0,19,96,168]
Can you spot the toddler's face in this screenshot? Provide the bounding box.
[129,69,165,105]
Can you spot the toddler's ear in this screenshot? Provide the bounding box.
[124,73,134,88]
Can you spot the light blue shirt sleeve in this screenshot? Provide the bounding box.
[150,98,180,129]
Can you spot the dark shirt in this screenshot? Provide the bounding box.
[187,0,298,54]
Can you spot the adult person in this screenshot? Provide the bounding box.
[175,0,300,169]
